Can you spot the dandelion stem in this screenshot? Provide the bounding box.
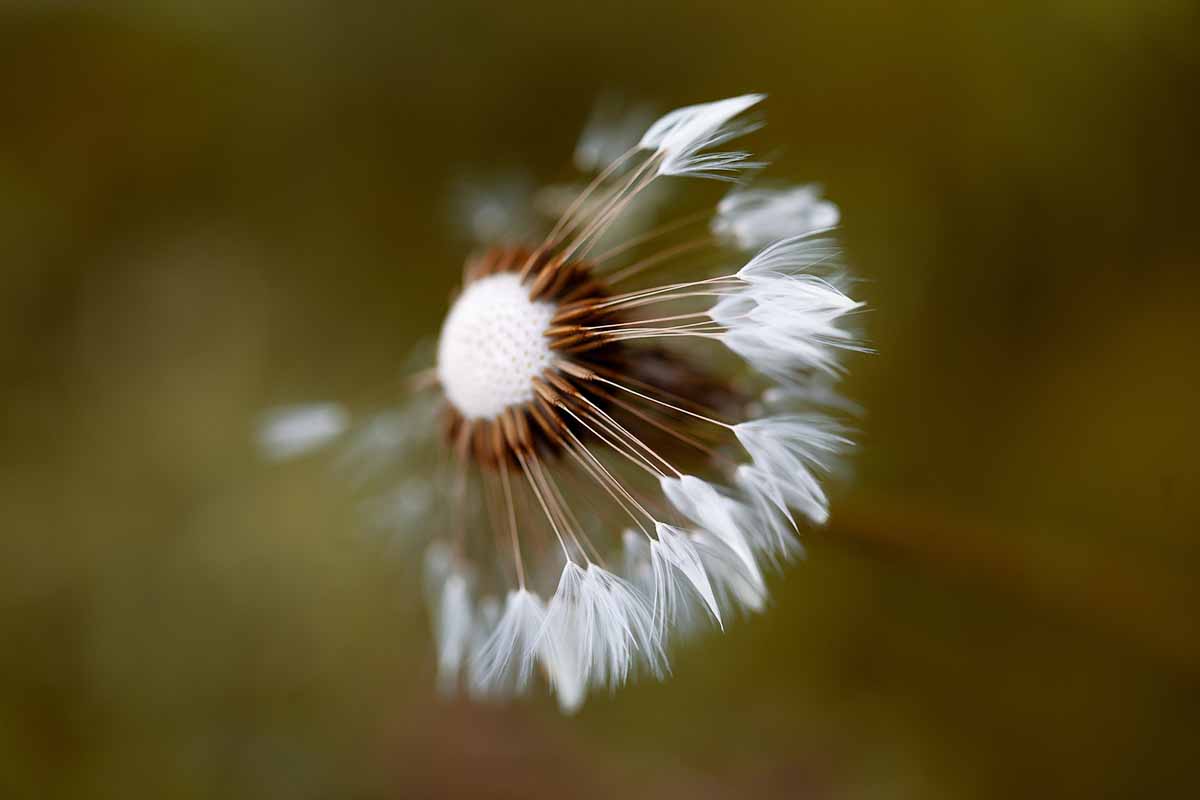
[516,451,573,563]
[546,146,640,245]
[499,462,526,589]
[605,236,717,285]
[593,376,734,430]
[560,421,658,528]
[592,208,712,265]
[576,394,684,478]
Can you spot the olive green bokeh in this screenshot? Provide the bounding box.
[2,2,1198,798]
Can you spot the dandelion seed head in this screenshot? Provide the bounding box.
[262,93,868,712]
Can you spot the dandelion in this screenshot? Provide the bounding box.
[260,94,865,713]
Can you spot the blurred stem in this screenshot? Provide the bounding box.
[820,494,1200,673]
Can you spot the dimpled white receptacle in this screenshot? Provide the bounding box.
[436,272,558,420]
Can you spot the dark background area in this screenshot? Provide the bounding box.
[2,2,1198,797]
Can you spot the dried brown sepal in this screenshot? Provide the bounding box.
[443,244,744,473]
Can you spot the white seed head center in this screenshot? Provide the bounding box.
[437,272,557,420]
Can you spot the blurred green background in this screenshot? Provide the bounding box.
[3,1,1199,798]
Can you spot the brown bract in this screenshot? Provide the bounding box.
[441,244,744,472]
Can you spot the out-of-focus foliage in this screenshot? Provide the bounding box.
[2,2,1197,798]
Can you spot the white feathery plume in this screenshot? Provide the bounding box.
[473,596,502,635]
[257,403,348,460]
[760,381,864,417]
[584,564,664,687]
[659,475,765,588]
[651,522,722,635]
[638,94,765,180]
[333,409,417,485]
[574,94,657,173]
[622,529,655,597]
[732,415,851,526]
[734,233,847,283]
[470,596,502,655]
[540,563,591,713]
[540,562,664,714]
[711,245,864,381]
[720,326,846,383]
[627,528,708,642]
[450,170,538,244]
[739,462,825,532]
[734,465,809,558]
[639,94,761,150]
[708,235,864,381]
[422,543,475,693]
[734,414,851,471]
[711,274,859,341]
[712,185,841,250]
[468,588,546,698]
[690,531,768,616]
[422,540,455,608]
[464,595,502,701]
[434,573,474,693]
[360,481,434,532]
